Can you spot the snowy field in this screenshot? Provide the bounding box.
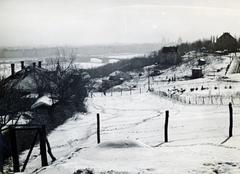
[0,53,143,78]
[121,53,240,106]
[0,60,104,78]
[3,52,239,173]
[21,92,240,174]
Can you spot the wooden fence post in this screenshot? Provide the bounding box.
[130,89,132,95]
[39,125,48,167]
[9,126,20,172]
[164,110,169,142]
[46,138,56,162]
[229,103,233,137]
[140,87,141,94]
[121,90,122,96]
[97,113,101,144]
[21,131,38,172]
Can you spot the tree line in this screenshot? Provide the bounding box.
[88,33,240,79]
[177,34,240,55]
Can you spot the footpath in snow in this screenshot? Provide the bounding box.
[22,91,240,174]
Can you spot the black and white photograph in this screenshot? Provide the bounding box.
[0,0,240,173]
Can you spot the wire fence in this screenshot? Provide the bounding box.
[90,87,240,106]
[89,79,240,106]
[89,87,148,97]
[95,102,235,147]
[153,90,240,106]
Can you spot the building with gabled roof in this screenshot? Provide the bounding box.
[2,62,48,96]
[216,32,238,53]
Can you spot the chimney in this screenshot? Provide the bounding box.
[38,61,42,68]
[32,62,36,68]
[20,61,25,70]
[11,63,15,76]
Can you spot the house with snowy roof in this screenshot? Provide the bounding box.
[2,61,49,97]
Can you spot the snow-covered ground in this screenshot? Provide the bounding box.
[0,53,144,78]
[20,91,240,174]
[7,52,239,174]
[0,60,104,78]
[123,53,240,106]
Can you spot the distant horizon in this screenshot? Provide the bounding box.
[1,0,240,47]
[0,32,236,49]
[0,42,165,49]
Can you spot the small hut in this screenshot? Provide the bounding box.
[198,58,206,66]
[192,68,203,79]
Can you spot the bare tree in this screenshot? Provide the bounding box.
[0,79,30,131]
[35,57,88,105]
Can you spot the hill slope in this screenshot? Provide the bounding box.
[22,92,240,174]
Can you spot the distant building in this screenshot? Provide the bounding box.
[192,68,203,79]
[216,32,238,53]
[161,46,178,54]
[198,58,206,66]
[160,46,181,65]
[108,71,131,81]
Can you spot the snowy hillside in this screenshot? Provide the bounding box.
[20,91,240,174]
[17,52,240,174]
[126,53,240,106]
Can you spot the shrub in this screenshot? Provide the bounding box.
[74,169,94,174]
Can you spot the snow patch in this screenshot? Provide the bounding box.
[31,96,53,109]
[97,140,149,149]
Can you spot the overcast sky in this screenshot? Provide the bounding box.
[0,0,240,47]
